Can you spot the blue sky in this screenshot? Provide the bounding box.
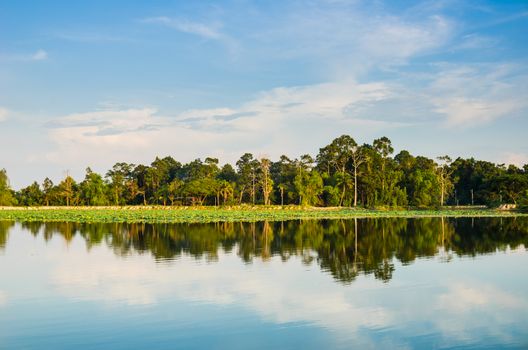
[1,0,527,188]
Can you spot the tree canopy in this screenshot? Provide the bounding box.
[2,135,527,208]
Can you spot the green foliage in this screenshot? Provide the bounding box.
[295,169,323,206]
[57,175,77,206]
[106,162,134,205]
[519,190,528,212]
[0,169,17,206]
[183,178,220,205]
[16,182,43,206]
[80,168,108,206]
[3,135,528,209]
[0,206,524,224]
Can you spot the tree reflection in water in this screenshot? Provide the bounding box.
[2,217,527,284]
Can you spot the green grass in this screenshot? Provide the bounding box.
[0,206,526,223]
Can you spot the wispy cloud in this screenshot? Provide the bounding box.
[0,49,48,62]
[30,57,528,177]
[0,108,8,122]
[46,108,166,135]
[428,64,528,127]
[31,49,48,60]
[43,79,411,172]
[141,15,240,56]
[454,34,498,50]
[247,3,454,74]
[142,16,222,40]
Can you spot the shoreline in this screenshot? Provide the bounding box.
[0,206,526,224]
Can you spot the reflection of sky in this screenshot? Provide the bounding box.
[1,224,527,349]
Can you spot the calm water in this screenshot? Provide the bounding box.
[1,218,527,349]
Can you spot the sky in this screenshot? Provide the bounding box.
[0,0,527,189]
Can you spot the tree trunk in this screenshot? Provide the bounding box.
[239,188,244,204]
[440,182,444,206]
[354,167,358,207]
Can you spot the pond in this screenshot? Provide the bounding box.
[1,218,527,349]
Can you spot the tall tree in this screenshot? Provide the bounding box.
[0,169,16,206]
[436,156,454,206]
[294,169,323,206]
[236,153,259,204]
[271,155,297,205]
[373,137,393,200]
[80,168,108,206]
[259,158,273,205]
[58,174,76,206]
[316,135,359,206]
[106,162,134,205]
[350,145,367,207]
[42,178,54,206]
[132,164,149,205]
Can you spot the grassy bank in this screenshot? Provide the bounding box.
[0,206,526,223]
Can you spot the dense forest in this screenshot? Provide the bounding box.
[1,135,528,209]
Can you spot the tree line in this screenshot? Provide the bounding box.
[1,135,528,208]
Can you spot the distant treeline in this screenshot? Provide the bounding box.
[1,135,528,208]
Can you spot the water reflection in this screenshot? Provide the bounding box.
[1,218,528,349]
[0,220,14,250]
[2,217,527,284]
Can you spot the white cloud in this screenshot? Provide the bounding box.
[0,107,8,122]
[143,16,222,40]
[43,80,408,175]
[142,3,454,70]
[31,49,48,61]
[48,107,165,133]
[249,4,454,74]
[359,15,452,62]
[455,34,498,50]
[22,60,528,184]
[43,62,528,176]
[428,65,528,127]
[434,97,520,126]
[141,16,240,56]
[0,49,48,62]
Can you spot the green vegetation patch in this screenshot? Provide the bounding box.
[0,206,525,224]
